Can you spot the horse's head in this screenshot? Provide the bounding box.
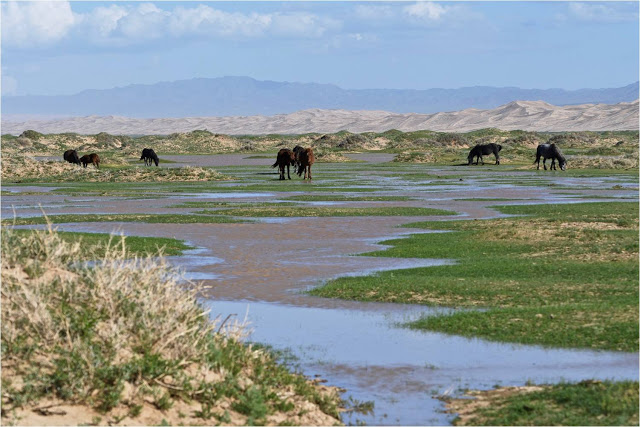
[559,158,567,171]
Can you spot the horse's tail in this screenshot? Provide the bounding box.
[272,160,278,168]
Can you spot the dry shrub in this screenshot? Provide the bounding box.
[1,225,241,365]
[1,226,343,425]
[568,155,639,169]
[314,151,353,162]
[1,155,228,182]
[393,151,438,163]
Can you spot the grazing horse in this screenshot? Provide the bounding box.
[140,148,159,166]
[80,153,100,169]
[468,143,502,165]
[272,148,296,180]
[535,143,567,171]
[296,147,315,180]
[63,149,80,165]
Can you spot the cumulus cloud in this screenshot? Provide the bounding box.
[404,2,448,21]
[402,1,481,26]
[1,2,342,48]
[1,1,75,47]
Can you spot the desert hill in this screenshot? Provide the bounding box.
[2,100,637,136]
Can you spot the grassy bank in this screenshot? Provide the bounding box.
[2,214,247,226]
[446,381,639,426]
[310,202,639,352]
[11,229,193,257]
[1,226,343,426]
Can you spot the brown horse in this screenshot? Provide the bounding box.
[272,148,296,180]
[296,147,315,180]
[80,153,100,169]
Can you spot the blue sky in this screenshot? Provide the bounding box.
[1,1,638,96]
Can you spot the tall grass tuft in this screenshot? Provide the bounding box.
[1,225,342,425]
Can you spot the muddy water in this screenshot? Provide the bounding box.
[3,154,639,425]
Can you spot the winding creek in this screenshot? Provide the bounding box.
[3,154,639,425]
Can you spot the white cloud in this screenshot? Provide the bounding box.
[1,2,342,48]
[402,1,481,26]
[404,2,448,21]
[354,5,395,21]
[567,2,638,23]
[1,1,75,47]
[76,4,338,45]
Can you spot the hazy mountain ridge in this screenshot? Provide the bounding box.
[3,99,637,135]
[2,76,638,118]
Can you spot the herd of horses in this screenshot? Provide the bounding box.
[63,148,160,168]
[63,150,100,168]
[62,142,566,177]
[272,145,315,180]
[467,142,567,171]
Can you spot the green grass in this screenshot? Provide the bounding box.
[10,229,193,257]
[310,202,639,351]
[3,213,248,226]
[451,380,639,426]
[196,206,456,217]
[286,195,414,202]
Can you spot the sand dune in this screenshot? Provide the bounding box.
[2,100,637,135]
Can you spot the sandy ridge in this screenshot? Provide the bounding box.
[2,100,638,135]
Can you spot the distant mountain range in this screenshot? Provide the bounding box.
[2,76,638,118]
[3,100,637,135]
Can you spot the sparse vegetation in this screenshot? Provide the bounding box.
[446,380,639,426]
[1,129,637,169]
[1,226,343,425]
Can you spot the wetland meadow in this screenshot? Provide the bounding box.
[1,129,638,425]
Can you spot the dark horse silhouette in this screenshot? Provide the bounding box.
[535,143,567,171]
[272,148,296,180]
[140,148,159,166]
[63,149,80,165]
[292,145,305,174]
[80,153,100,169]
[296,147,315,180]
[468,143,502,165]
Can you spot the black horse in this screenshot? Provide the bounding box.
[63,149,80,165]
[468,143,502,165]
[140,148,159,166]
[272,148,296,180]
[535,143,567,171]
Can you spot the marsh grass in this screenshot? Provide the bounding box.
[447,381,639,426]
[310,202,639,351]
[196,206,455,218]
[1,226,342,425]
[3,214,248,226]
[10,229,193,257]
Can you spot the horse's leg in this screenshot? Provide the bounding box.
[551,158,556,170]
[308,164,312,180]
[543,158,547,170]
[480,154,484,165]
[287,164,291,180]
[495,153,500,165]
